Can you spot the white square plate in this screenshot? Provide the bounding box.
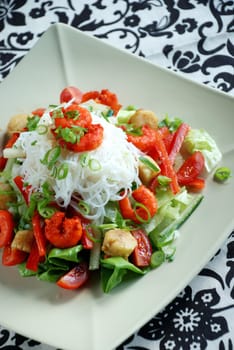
[0,23,233,350]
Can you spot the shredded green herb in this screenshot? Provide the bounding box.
[158,115,182,132]
[26,115,40,131]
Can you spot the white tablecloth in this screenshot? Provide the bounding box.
[0,1,233,349]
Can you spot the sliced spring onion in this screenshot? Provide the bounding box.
[42,181,54,197]
[133,201,151,223]
[30,192,42,203]
[79,152,89,167]
[101,109,113,121]
[52,108,63,119]
[98,223,118,230]
[37,196,56,218]
[36,124,48,135]
[139,156,160,173]
[150,250,165,268]
[213,167,231,182]
[65,110,80,120]
[31,140,37,146]
[57,163,69,180]
[162,245,176,261]
[88,158,101,171]
[157,175,172,186]
[124,124,142,136]
[51,166,57,178]
[41,146,61,170]
[60,127,77,144]
[38,206,57,219]
[59,126,87,144]
[158,115,182,132]
[77,200,91,216]
[125,105,137,111]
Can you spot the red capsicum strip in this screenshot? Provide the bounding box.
[0,133,20,171]
[168,123,190,164]
[5,132,20,148]
[32,211,47,257]
[13,176,32,205]
[154,130,180,194]
[81,223,94,250]
[26,239,41,272]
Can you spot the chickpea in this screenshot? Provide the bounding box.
[11,230,34,253]
[138,155,160,185]
[129,109,158,130]
[7,113,29,135]
[0,182,16,209]
[102,229,137,259]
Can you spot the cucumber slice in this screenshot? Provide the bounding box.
[149,193,203,248]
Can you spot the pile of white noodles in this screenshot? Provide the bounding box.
[12,105,141,222]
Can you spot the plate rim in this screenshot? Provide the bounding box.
[0,22,233,350]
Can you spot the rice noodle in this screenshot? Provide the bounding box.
[12,105,141,223]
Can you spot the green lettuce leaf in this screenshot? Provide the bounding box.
[101,256,146,293]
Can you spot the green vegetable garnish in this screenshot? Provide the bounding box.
[41,146,61,170]
[157,175,172,186]
[26,115,40,131]
[139,156,160,173]
[158,115,182,132]
[36,124,48,135]
[77,200,91,216]
[101,109,113,121]
[56,163,69,180]
[52,108,63,119]
[214,167,231,182]
[150,250,165,268]
[88,158,101,171]
[65,110,80,120]
[56,126,87,144]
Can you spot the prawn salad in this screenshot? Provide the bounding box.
[0,86,223,293]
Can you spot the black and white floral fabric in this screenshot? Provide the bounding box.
[0,1,233,349]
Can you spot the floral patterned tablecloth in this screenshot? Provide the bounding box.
[0,1,234,350]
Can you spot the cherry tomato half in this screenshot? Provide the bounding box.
[2,245,27,266]
[0,210,14,248]
[57,262,89,290]
[131,229,152,267]
[177,151,205,185]
[186,177,205,192]
[60,86,83,104]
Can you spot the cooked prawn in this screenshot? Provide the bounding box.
[45,211,82,248]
